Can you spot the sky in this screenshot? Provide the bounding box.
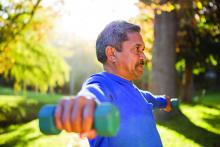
[47,0,139,40]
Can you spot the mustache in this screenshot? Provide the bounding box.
[139,60,145,65]
[136,60,145,67]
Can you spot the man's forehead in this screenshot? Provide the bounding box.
[126,32,145,44]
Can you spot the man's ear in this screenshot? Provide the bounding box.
[105,46,117,62]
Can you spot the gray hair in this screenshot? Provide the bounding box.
[96,20,141,64]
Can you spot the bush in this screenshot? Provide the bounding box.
[0,96,43,126]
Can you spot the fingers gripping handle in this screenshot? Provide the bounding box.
[38,103,120,136]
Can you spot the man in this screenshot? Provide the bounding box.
[55,20,171,147]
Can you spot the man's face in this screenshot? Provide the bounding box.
[114,32,146,80]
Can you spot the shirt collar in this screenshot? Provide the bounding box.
[101,71,133,85]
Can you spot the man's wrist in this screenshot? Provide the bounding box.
[164,96,171,112]
[77,93,100,104]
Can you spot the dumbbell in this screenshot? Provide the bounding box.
[38,102,120,136]
[170,98,179,108]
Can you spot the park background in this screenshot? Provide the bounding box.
[0,0,220,146]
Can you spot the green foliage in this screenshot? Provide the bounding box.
[0,86,62,125]
[0,96,42,125]
[0,0,69,92]
[139,0,220,75]
[0,0,41,72]
[137,0,220,100]
[176,0,220,74]
[7,40,69,92]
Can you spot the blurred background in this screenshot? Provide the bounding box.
[0,0,219,146]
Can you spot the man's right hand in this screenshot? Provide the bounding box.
[54,96,97,139]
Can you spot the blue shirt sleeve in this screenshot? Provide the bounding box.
[140,90,168,109]
[77,75,113,103]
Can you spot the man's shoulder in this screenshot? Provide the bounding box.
[84,72,111,85]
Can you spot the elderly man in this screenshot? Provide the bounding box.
[55,20,171,147]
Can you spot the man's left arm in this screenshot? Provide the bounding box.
[140,90,171,112]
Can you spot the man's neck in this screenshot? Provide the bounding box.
[103,64,132,81]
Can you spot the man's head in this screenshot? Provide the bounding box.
[96,21,141,63]
[96,21,146,80]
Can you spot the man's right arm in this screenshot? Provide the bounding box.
[54,82,110,139]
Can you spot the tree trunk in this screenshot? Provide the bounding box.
[177,0,194,102]
[22,81,27,96]
[181,61,193,102]
[150,11,177,98]
[69,69,75,95]
[150,7,178,121]
[49,86,54,94]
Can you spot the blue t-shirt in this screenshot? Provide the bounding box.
[78,72,167,147]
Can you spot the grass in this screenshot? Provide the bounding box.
[158,104,220,147]
[0,96,41,125]
[200,92,220,109]
[0,86,64,126]
[0,86,220,147]
[0,87,88,147]
[0,120,89,147]
[0,86,63,103]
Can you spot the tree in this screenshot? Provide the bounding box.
[0,0,41,73]
[151,2,177,98]
[0,0,69,92]
[138,0,177,97]
[135,0,179,121]
[137,0,220,103]
[176,0,220,102]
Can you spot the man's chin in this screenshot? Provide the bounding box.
[134,71,144,79]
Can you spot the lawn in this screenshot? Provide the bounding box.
[0,87,220,147]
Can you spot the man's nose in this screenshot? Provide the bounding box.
[139,52,147,61]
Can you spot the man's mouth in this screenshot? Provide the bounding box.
[136,60,145,71]
[140,60,145,65]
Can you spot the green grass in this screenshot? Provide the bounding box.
[0,86,87,147]
[0,86,63,103]
[0,120,89,147]
[0,87,64,126]
[0,96,41,125]
[200,92,220,109]
[0,86,220,147]
[158,104,220,147]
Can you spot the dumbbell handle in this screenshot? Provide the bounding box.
[170,98,179,108]
[38,102,120,136]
